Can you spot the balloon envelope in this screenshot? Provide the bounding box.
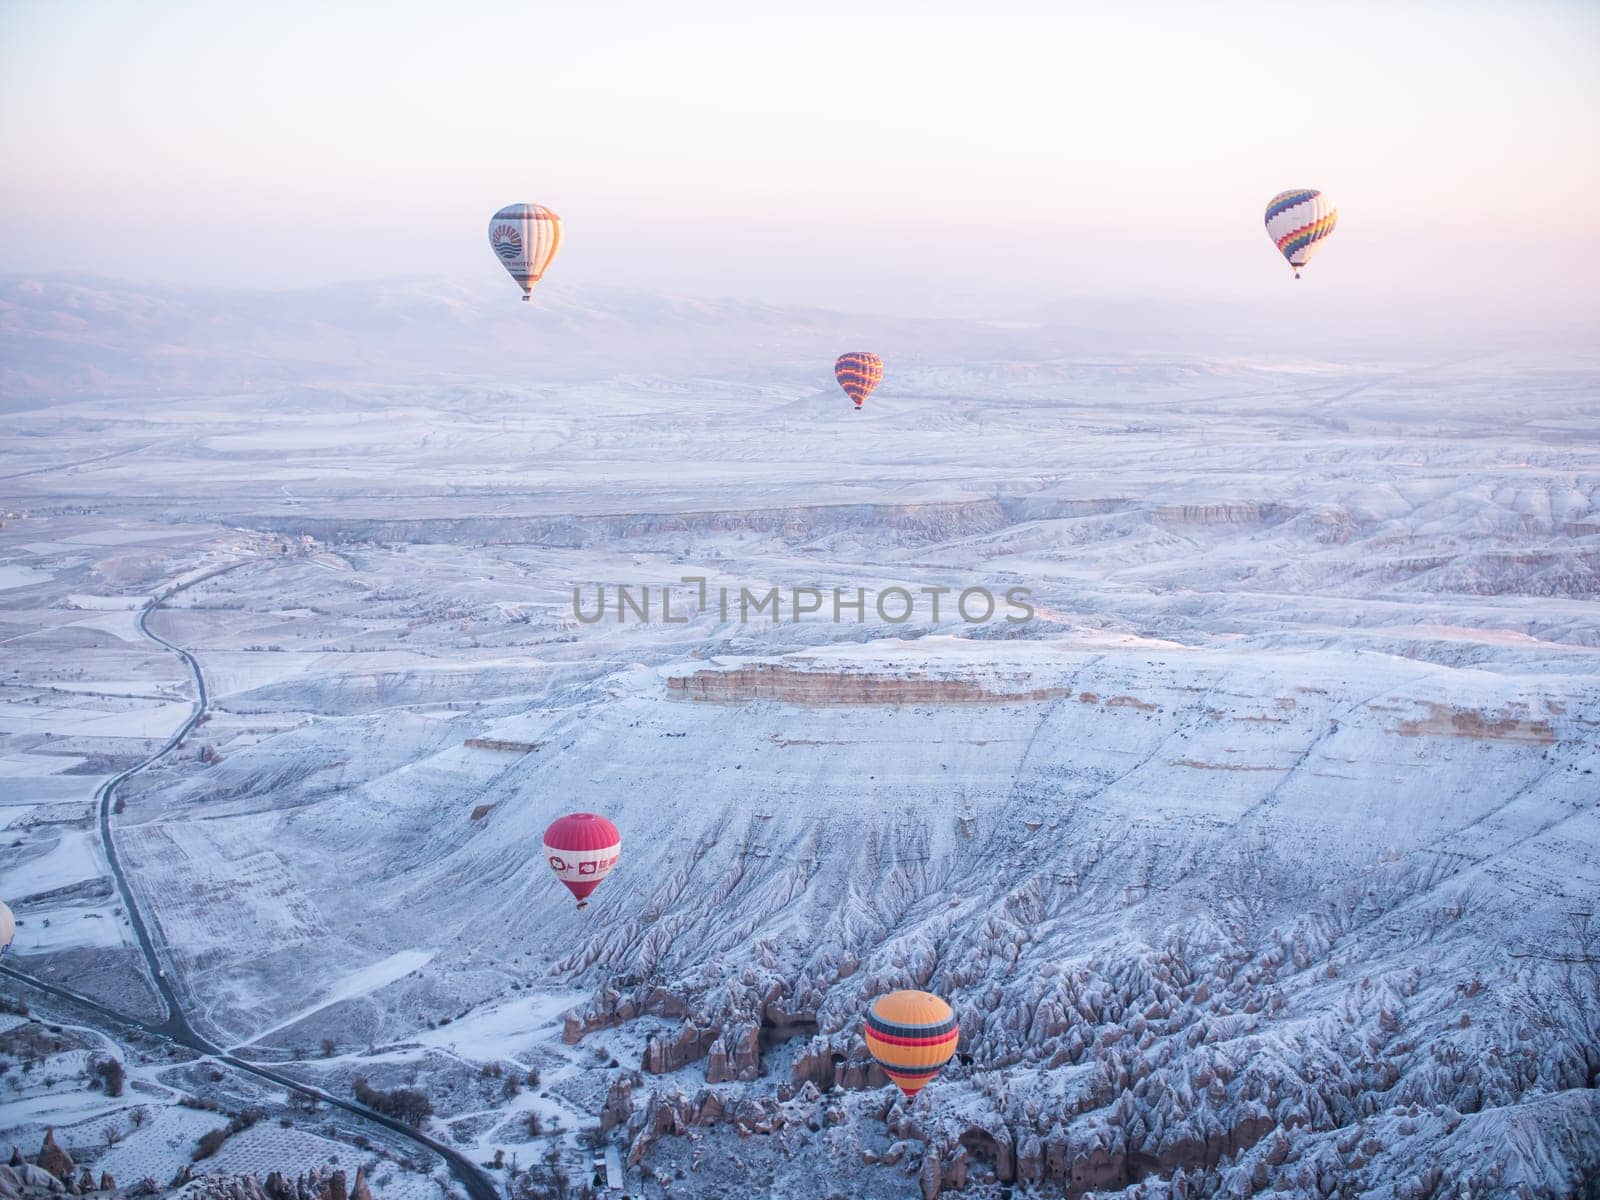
[1264,189,1336,278]
[542,813,621,910]
[489,203,563,300]
[864,989,959,1098]
[0,901,13,958]
[834,352,884,409]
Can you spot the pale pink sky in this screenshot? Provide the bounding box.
[2,1,1596,323]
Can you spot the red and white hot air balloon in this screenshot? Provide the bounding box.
[541,813,621,911]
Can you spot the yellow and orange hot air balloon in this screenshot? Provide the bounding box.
[834,352,883,411]
[864,989,959,1099]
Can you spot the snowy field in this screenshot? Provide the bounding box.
[1,279,1597,1198]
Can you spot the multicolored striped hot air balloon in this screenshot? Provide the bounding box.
[1264,189,1337,279]
[834,352,884,411]
[542,813,620,911]
[864,989,959,1099]
[489,203,563,301]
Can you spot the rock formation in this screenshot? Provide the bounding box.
[33,1134,71,1186]
[600,1075,637,1133]
[175,1166,356,1200]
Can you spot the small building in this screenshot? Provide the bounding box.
[589,1145,625,1192]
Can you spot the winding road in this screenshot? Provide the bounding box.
[2,563,499,1200]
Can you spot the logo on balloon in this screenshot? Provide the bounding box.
[547,855,567,872]
[491,224,523,262]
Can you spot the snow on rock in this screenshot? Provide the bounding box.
[3,300,1598,1197]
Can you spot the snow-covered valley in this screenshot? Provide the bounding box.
[1,279,1597,1199]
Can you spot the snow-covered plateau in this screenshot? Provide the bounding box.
[1,277,1597,1199]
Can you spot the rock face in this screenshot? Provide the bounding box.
[705,1024,761,1083]
[175,1167,356,1200]
[1151,501,1289,527]
[1394,701,1557,744]
[33,1134,71,1186]
[1150,1112,1276,1175]
[0,1158,345,1200]
[564,984,686,1045]
[1070,1146,1125,1191]
[575,982,829,1087]
[463,737,539,754]
[251,498,1013,556]
[668,664,1072,706]
[643,1023,719,1074]
[957,1124,1013,1183]
[0,1164,66,1198]
[789,1042,889,1093]
[627,1090,691,1166]
[600,1075,637,1132]
[625,1086,793,1167]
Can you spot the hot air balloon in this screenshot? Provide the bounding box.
[864,989,959,1099]
[834,352,883,411]
[0,901,14,959]
[542,813,620,911]
[1264,189,1337,279]
[489,203,563,301]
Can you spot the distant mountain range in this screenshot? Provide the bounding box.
[6,273,1594,410]
[0,274,1129,408]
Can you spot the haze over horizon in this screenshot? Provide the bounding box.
[3,0,1597,332]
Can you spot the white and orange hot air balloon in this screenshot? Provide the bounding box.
[488,203,563,301]
[541,813,620,911]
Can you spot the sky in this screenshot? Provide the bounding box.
[2,0,1597,328]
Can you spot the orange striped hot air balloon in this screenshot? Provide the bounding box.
[864,990,959,1099]
[834,352,883,411]
[489,203,563,301]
